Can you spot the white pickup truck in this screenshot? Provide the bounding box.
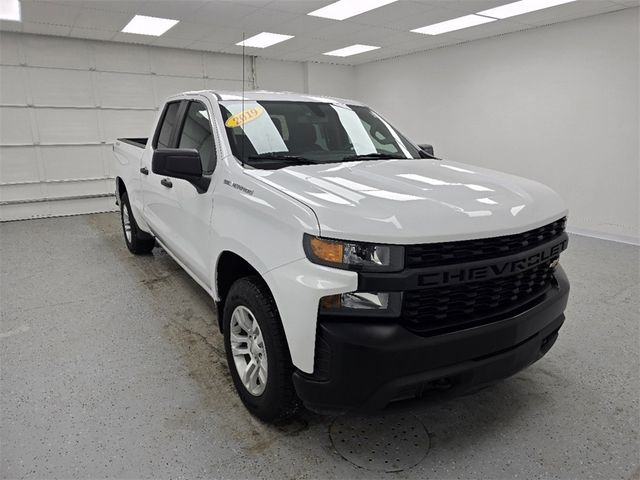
[113,90,569,421]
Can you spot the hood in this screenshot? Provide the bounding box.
[246,159,567,244]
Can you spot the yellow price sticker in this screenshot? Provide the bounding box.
[225,106,265,128]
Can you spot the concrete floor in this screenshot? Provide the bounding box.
[1,212,638,480]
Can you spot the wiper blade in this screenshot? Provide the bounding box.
[247,152,317,165]
[342,153,407,161]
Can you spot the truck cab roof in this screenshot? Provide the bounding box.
[171,89,365,106]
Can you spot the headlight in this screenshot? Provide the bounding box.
[320,292,402,317]
[303,234,404,272]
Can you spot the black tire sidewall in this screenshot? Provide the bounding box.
[120,193,135,252]
[223,277,294,421]
[120,192,154,254]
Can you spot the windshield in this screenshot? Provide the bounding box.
[219,100,421,169]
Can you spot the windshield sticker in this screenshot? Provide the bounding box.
[330,104,377,155]
[225,106,265,128]
[223,101,287,154]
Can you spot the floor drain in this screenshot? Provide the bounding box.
[329,413,430,472]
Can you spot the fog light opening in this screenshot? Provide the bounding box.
[319,292,402,317]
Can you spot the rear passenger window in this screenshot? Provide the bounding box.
[155,102,181,149]
[178,102,216,174]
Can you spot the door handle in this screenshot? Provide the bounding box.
[161,178,173,188]
[140,167,149,175]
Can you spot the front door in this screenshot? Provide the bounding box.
[143,98,218,287]
[166,99,217,285]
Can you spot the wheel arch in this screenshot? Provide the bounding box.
[214,250,274,332]
[115,176,127,204]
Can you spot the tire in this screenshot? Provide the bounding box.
[120,192,155,255]
[223,276,297,422]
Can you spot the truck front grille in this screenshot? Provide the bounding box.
[401,218,566,336]
[405,217,566,269]
[402,263,555,336]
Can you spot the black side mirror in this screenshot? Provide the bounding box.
[152,148,210,193]
[418,144,435,158]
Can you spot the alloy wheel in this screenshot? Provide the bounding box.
[229,305,268,396]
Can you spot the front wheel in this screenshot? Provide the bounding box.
[120,192,155,255]
[223,277,297,421]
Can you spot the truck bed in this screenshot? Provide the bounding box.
[113,138,148,185]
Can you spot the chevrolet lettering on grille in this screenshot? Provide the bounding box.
[418,236,568,287]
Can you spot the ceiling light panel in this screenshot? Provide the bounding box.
[236,32,294,48]
[122,15,179,36]
[308,0,399,20]
[478,0,578,19]
[323,44,380,57]
[412,14,496,35]
[0,0,21,21]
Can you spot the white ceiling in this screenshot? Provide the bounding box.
[0,0,637,65]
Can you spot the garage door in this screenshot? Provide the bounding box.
[0,33,251,221]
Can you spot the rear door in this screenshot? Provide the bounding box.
[141,100,185,254]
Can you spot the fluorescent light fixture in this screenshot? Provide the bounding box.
[0,0,21,21]
[478,0,577,19]
[323,44,380,57]
[308,0,399,20]
[122,15,179,36]
[411,14,495,35]
[236,32,294,48]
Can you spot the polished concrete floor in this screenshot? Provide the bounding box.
[1,213,638,479]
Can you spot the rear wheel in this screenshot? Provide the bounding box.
[120,192,155,254]
[223,276,297,421]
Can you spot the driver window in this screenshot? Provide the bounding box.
[178,101,217,174]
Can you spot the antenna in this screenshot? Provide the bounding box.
[241,32,245,168]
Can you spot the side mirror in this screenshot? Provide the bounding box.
[152,148,210,193]
[418,144,435,158]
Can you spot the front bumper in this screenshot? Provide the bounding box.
[293,267,569,414]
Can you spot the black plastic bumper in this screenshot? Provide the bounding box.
[293,267,569,414]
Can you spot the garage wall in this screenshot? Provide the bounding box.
[0,32,256,221]
[354,8,640,244]
[306,63,356,101]
[0,33,358,221]
[255,58,307,93]
[254,59,356,101]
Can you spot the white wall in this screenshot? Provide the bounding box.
[254,59,356,101]
[306,63,356,101]
[0,33,354,221]
[354,8,639,244]
[255,58,307,93]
